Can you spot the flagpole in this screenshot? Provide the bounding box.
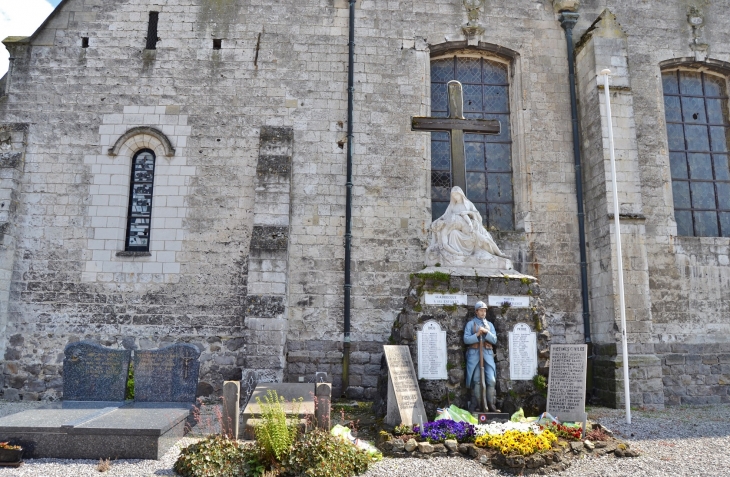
[600,69,631,424]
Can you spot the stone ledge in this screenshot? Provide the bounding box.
[115,251,152,257]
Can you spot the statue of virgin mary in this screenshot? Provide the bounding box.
[425,186,513,269]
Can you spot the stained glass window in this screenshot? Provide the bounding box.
[662,71,730,237]
[430,57,514,230]
[126,149,156,250]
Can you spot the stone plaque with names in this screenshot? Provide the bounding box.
[63,341,131,401]
[508,323,537,380]
[546,344,588,423]
[488,295,530,308]
[383,345,427,427]
[417,320,447,380]
[134,343,201,403]
[424,292,468,305]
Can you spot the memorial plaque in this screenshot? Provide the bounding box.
[383,345,427,427]
[509,323,537,381]
[134,343,201,402]
[546,344,588,423]
[417,320,447,380]
[488,295,530,308]
[63,341,131,401]
[424,292,468,305]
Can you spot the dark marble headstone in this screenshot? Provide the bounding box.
[134,344,201,402]
[63,341,131,402]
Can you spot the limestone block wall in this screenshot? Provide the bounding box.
[0,0,727,404]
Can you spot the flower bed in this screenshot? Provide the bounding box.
[378,419,639,474]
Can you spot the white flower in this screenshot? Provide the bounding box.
[474,421,541,436]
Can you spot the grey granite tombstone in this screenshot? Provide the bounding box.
[546,344,588,423]
[63,341,131,402]
[134,344,201,402]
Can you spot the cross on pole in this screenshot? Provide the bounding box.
[412,80,501,193]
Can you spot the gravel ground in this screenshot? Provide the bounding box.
[0,402,727,476]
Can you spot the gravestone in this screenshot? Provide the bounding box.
[546,344,587,422]
[63,341,131,401]
[383,345,427,427]
[509,323,537,381]
[240,383,316,439]
[417,320,447,380]
[134,343,201,402]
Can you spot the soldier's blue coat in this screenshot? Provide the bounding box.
[463,316,497,388]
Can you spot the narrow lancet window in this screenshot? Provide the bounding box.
[146,12,159,50]
[125,150,156,251]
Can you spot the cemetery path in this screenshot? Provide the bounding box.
[0,402,727,476]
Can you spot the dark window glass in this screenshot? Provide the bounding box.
[430,57,513,229]
[126,150,155,251]
[663,70,730,236]
[146,12,159,50]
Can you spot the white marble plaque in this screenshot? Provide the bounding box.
[509,323,537,380]
[424,292,468,305]
[383,345,428,426]
[488,295,530,308]
[417,320,447,380]
[546,344,588,423]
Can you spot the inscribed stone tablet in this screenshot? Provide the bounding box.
[134,344,201,402]
[417,320,447,380]
[546,344,587,422]
[509,323,537,381]
[488,295,530,308]
[63,341,131,402]
[383,345,427,427]
[424,293,468,305]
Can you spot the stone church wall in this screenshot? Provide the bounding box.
[0,0,727,406]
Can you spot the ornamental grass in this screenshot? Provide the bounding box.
[474,429,557,456]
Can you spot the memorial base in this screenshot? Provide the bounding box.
[374,268,552,421]
[475,412,510,423]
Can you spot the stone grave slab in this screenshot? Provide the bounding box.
[241,383,315,439]
[0,402,190,460]
[383,345,427,427]
[134,343,201,402]
[546,344,588,423]
[63,341,131,401]
[417,320,447,380]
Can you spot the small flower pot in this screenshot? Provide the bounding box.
[0,448,22,463]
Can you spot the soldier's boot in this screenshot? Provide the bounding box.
[468,384,481,412]
[486,386,501,413]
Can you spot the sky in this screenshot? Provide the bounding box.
[0,0,59,75]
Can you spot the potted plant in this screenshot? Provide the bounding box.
[0,442,22,463]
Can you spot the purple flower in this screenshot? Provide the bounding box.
[412,420,476,443]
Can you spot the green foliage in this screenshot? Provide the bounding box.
[533,374,547,397]
[125,362,134,400]
[254,389,301,463]
[520,277,531,285]
[446,362,455,371]
[285,429,374,477]
[392,424,411,436]
[174,435,262,477]
[416,271,451,283]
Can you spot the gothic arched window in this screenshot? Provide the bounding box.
[125,149,156,251]
[430,56,514,230]
[663,70,730,237]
